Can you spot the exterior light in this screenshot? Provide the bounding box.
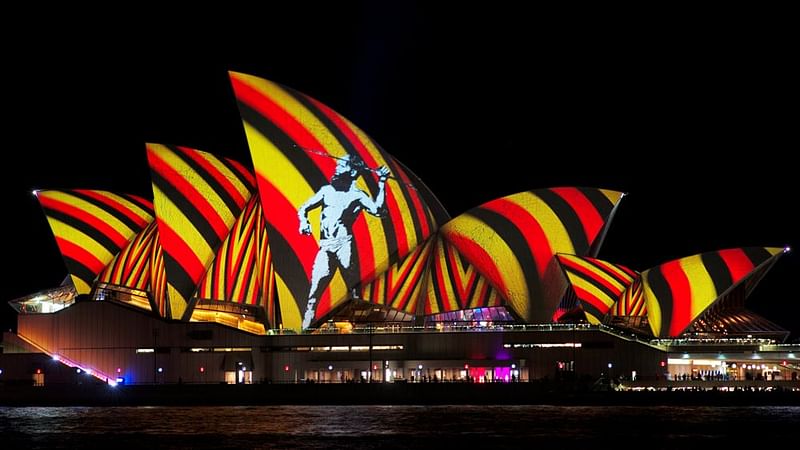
[418,364,423,370]
[36,368,41,374]
[328,365,333,371]
[158,367,163,373]
[117,367,122,374]
[32,190,39,197]
[76,368,82,374]
[0,369,3,375]
[52,355,60,361]
[511,364,516,369]
[608,363,613,369]
[284,365,290,372]
[200,367,205,373]
[464,364,469,369]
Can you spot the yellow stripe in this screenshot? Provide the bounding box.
[44,191,137,240]
[196,151,252,200]
[599,189,624,205]
[151,145,238,226]
[70,275,91,294]
[679,255,718,320]
[152,185,214,265]
[438,242,459,311]
[244,122,318,246]
[276,275,301,331]
[47,218,115,264]
[765,247,783,256]
[562,256,627,293]
[167,285,187,320]
[101,191,154,223]
[642,269,662,337]
[512,192,575,254]
[584,311,602,325]
[569,276,617,308]
[443,215,529,320]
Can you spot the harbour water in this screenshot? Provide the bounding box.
[2,405,798,448]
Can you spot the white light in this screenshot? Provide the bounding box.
[327,365,333,371]
[76,368,82,374]
[52,355,60,361]
[418,364,423,370]
[0,369,3,375]
[158,367,163,373]
[84,369,92,376]
[511,364,516,369]
[608,363,613,368]
[108,380,117,387]
[31,190,39,197]
[784,246,791,253]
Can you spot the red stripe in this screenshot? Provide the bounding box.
[256,175,317,278]
[389,161,431,237]
[231,77,336,176]
[176,146,249,209]
[559,257,625,296]
[591,258,636,285]
[550,187,605,243]
[572,285,612,315]
[445,233,509,301]
[148,148,230,240]
[717,248,756,283]
[483,198,552,278]
[227,158,256,187]
[157,219,206,284]
[40,196,130,248]
[445,244,468,301]
[307,96,409,258]
[75,190,151,228]
[660,260,692,337]
[55,237,105,274]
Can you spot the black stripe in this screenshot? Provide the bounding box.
[264,223,309,313]
[742,247,772,267]
[162,252,197,306]
[237,101,327,188]
[121,194,155,216]
[701,252,733,297]
[170,145,243,218]
[43,207,120,255]
[536,189,590,253]
[468,209,544,320]
[62,255,97,288]
[217,156,254,194]
[286,89,401,265]
[645,267,673,337]
[431,244,448,313]
[565,267,619,304]
[68,190,144,233]
[150,170,220,250]
[372,143,424,252]
[394,157,450,228]
[441,242,466,309]
[578,187,614,221]
[580,298,606,323]
[585,259,634,287]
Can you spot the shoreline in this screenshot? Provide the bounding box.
[2,382,799,407]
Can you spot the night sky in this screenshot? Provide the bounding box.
[3,7,797,337]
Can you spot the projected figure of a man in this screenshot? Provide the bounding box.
[298,153,390,329]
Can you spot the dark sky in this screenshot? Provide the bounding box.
[3,6,797,336]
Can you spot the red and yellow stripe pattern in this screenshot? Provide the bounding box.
[360,237,434,315]
[643,247,785,337]
[36,190,154,294]
[196,195,262,306]
[441,187,623,323]
[556,254,637,325]
[147,143,254,320]
[423,238,505,315]
[612,278,646,317]
[231,72,448,329]
[98,221,157,292]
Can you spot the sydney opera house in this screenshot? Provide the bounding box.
[1,72,797,389]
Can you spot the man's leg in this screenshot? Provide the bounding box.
[304,249,333,329]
